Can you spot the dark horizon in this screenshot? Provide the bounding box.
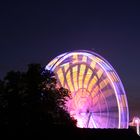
[0,0,140,120]
[9,125,139,138]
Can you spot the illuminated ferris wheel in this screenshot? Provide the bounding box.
[46,50,129,129]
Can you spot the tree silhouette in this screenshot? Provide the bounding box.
[0,63,76,135]
[40,68,76,128]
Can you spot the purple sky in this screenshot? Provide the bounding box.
[0,0,140,120]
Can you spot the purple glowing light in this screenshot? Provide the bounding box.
[46,50,129,129]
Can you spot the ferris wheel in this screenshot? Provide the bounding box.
[46,50,129,128]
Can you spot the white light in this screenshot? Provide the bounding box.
[132,117,140,136]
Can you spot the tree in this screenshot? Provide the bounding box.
[0,63,76,135]
[40,69,77,127]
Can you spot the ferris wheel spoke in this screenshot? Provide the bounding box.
[90,113,109,128]
[96,111,117,122]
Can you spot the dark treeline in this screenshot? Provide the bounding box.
[0,64,76,136]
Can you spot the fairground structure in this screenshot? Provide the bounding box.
[46,50,129,129]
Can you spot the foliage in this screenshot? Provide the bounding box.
[0,64,76,134]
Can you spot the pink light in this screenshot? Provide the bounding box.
[76,117,85,128]
[133,117,140,125]
[135,119,140,124]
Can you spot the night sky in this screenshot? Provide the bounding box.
[0,0,140,120]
